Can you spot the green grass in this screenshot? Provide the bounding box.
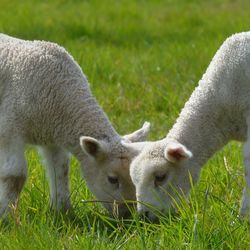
[1,0,250,248]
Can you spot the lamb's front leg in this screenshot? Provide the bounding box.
[0,140,27,217]
[241,126,250,218]
[38,146,71,211]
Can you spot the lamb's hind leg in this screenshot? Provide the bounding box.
[38,146,71,211]
[0,139,27,217]
[241,118,250,218]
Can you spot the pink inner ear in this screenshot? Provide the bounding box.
[167,148,184,161]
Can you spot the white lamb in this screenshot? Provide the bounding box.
[0,33,150,217]
[126,32,250,221]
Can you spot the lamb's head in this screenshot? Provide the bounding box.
[79,122,150,218]
[129,138,194,221]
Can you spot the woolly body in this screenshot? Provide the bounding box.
[130,32,250,220]
[0,34,150,216]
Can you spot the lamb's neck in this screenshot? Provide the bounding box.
[56,93,120,159]
[167,87,231,167]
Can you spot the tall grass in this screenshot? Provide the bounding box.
[0,0,250,248]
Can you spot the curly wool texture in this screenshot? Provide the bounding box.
[0,34,120,151]
[167,32,250,158]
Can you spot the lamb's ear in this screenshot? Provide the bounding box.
[80,136,107,159]
[123,122,151,142]
[122,141,149,158]
[164,143,192,163]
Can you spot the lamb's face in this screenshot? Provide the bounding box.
[130,139,193,221]
[79,122,151,217]
[80,150,137,217]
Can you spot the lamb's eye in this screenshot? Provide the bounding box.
[154,173,167,187]
[108,176,119,185]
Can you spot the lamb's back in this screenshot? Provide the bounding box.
[0,36,91,143]
[201,32,250,105]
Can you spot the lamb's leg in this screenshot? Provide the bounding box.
[38,146,71,211]
[0,140,27,217]
[241,119,250,218]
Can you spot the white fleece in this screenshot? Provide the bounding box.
[130,32,250,220]
[0,34,150,217]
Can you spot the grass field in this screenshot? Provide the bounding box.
[1,0,250,249]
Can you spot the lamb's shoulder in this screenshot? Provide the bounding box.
[0,35,93,140]
[218,33,250,108]
[186,32,250,112]
[213,32,250,80]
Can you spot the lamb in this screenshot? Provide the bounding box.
[0,33,150,217]
[126,32,250,221]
